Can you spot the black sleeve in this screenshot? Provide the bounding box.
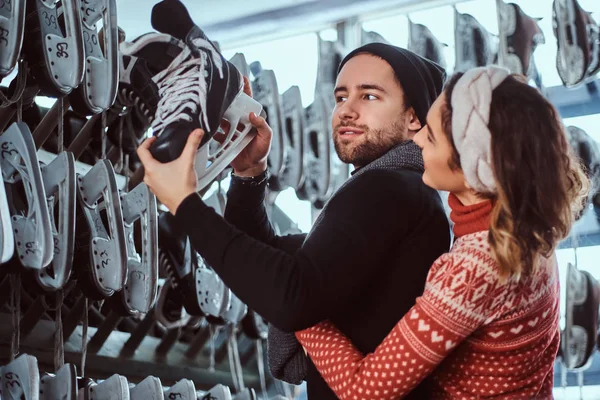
[175,170,425,332]
[224,177,306,253]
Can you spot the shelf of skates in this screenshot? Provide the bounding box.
[0,352,265,400]
[0,0,598,397]
[0,0,297,398]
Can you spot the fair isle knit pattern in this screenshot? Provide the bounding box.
[296,196,560,399]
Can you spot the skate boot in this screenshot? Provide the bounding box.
[562,262,600,370]
[35,151,76,291]
[0,0,26,77]
[74,159,127,299]
[454,9,498,72]
[110,32,187,156]
[69,0,119,115]
[154,279,190,330]
[141,0,263,191]
[1,353,40,400]
[39,363,78,400]
[0,122,53,269]
[154,212,193,329]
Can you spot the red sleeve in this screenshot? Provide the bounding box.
[296,253,503,399]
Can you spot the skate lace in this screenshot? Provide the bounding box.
[151,38,223,134]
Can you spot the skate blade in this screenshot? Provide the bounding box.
[563,262,589,369]
[301,93,331,202]
[553,0,586,86]
[120,182,159,314]
[496,0,522,74]
[194,265,230,318]
[408,20,447,69]
[0,0,25,77]
[40,363,78,400]
[37,151,76,290]
[77,160,128,296]
[220,291,248,325]
[31,0,85,95]
[0,122,53,269]
[164,379,196,400]
[454,10,498,71]
[250,67,286,177]
[69,0,118,114]
[195,91,262,191]
[1,353,40,400]
[228,53,251,79]
[0,160,14,264]
[280,86,305,190]
[129,376,163,399]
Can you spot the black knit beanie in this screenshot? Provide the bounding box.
[338,43,446,126]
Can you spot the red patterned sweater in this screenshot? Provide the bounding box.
[296,194,560,399]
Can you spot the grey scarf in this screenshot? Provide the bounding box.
[268,141,423,384]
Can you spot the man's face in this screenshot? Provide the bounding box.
[332,54,416,168]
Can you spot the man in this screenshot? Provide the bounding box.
[138,43,450,399]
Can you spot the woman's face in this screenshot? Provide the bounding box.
[413,94,471,194]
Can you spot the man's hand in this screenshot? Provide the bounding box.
[228,76,273,177]
[137,129,203,214]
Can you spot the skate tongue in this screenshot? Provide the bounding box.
[151,0,195,41]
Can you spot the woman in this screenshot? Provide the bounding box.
[295,66,590,399]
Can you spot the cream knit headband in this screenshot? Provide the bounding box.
[451,65,510,193]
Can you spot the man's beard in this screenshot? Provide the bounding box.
[333,119,408,167]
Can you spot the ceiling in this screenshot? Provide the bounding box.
[115,0,452,48]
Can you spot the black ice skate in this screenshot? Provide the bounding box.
[145,0,263,191]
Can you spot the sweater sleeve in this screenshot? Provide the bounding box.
[224,176,307,251]
[174,169,426,332]
[296,251,504,400]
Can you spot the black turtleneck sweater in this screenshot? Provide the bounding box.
[174,168,450,399]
